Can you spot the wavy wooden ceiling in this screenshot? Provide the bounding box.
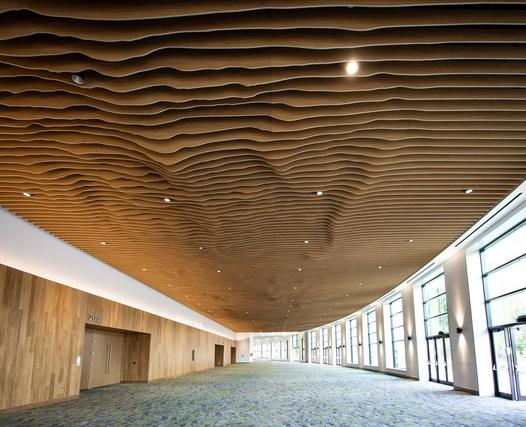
[1,1,526,332]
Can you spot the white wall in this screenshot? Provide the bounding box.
[235,338,252,363]
[0,207,235,340]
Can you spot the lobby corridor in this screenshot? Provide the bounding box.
[1,362,525,427]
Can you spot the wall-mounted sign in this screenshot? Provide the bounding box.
[87,313,101,323]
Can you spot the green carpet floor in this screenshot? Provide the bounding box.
[1,361,525,426]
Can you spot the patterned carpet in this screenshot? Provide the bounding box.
[1,361,525,426]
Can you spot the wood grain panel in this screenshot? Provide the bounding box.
[0,2,525,332]
[122,332,150,383]
[0,264,234,411]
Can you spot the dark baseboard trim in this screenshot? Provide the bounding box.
[342,364,417,380]
[454,385,479,395]
[0,395,78,414]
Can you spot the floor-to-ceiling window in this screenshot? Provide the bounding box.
[334,323,342,366]
[365,310,378,366]
[279,340,287,360]
[291,334,300,362]
[389,294,406,370]
[422,273,453,385]
[310,330,318,363]
[480,219,526,400]
[272,340,280,360]
[346,317,358,365]
[322,327,329,364]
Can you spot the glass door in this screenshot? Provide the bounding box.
[491,324,526,400]
[426,334,453,385]
[490,328,513,398]
[512,324,526,400]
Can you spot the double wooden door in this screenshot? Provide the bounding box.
[81,329,124,390]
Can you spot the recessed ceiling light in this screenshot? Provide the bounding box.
[142,268,147,271]
[346,294,349,297]
[168,284,172,287]
[287,310,290,313]
[408,239,414,243]
[100,241,107,245]
[246,311,249,314]
[345,60,359,75]
[290,299,294,302]
[22,192,32,197]
[185,295,189,298]
[315,191,323,196]
[198,246,203,250]
[464,188,473,194]
[359,282,363,286]
[293,286,297,290]
[378,266,382,269]
[297,268,302,271]
[304,240,309,244]
[163,197,172,203]
[217,270,221,273]
[71,73,85,85]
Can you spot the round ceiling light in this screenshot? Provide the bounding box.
[315,191,323,196]
[22,192,32,197]
[464,188,473,194]
[345,60,359,75]
[163,197,172,203]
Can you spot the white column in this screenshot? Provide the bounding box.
[376,303,386,371]
[328,324,334,365]
[444,250,493,395]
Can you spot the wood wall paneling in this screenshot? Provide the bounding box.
[0,264,235,412]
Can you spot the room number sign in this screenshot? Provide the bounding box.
[87,313,101,323]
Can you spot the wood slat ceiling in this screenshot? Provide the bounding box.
[1,1,526,331]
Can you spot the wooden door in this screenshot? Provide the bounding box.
[80,329,124,389]
[230,346,236,364]
[214,344,224,367]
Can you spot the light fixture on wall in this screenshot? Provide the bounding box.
[456,327,463,334]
